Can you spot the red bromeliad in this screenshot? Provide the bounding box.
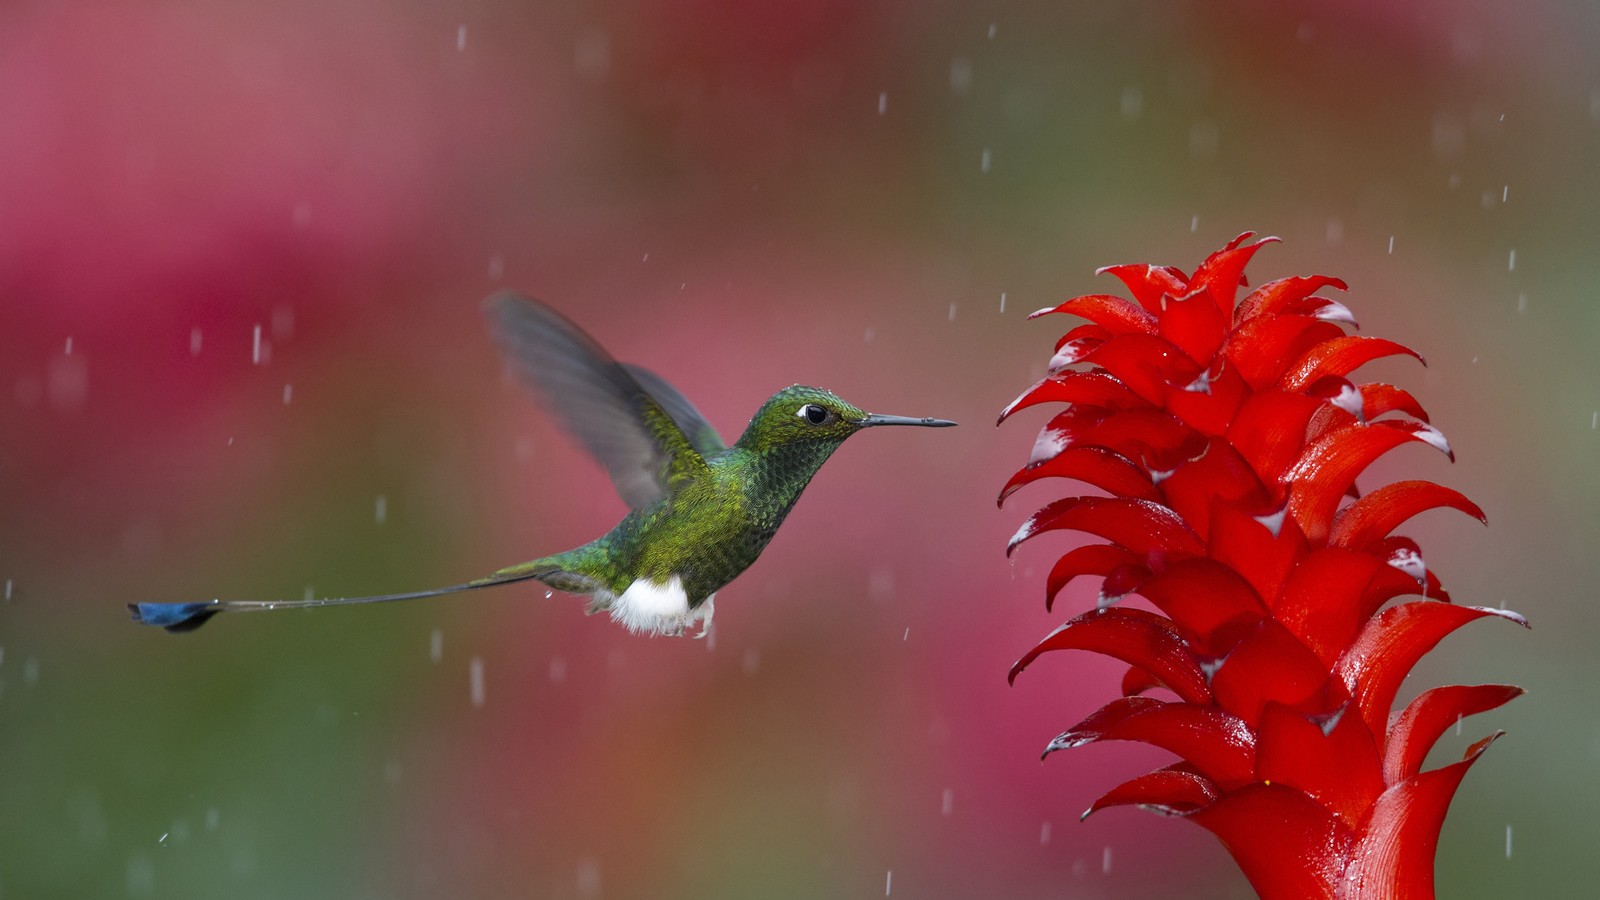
[1000,234,1525,899]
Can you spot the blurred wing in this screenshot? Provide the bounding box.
[623,363,726,457]
[486,293,709,508]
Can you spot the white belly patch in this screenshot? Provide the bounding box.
[606,575,714,637]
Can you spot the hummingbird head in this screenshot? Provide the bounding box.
[735,385,956,453]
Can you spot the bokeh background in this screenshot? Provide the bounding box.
[2,1,1596,897]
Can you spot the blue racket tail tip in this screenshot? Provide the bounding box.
[128,601,220,633]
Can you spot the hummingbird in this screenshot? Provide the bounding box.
[129,293,956,637]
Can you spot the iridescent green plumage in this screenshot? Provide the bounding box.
[129,295,955,636]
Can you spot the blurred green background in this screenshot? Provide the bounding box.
[2,0,1595,896]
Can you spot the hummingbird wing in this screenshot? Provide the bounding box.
[486,292,714,508]
[621,364,727,457]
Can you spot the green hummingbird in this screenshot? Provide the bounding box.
[129,293,956,637]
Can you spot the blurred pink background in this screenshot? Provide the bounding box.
[2,1,1595,896]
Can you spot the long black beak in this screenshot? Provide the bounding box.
[858,413,958,427]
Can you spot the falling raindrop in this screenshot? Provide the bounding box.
[1120,86,1143,120]
[903,627,910,641]
[878,92,888,115]
[488,254,505,280]
[23,658,38,686]
[205,808,220,832]
[885,870,893,896]
[742,647,761,674]
[252,325,263,365]
[375,495,388,525]
[999,292,1007,313]
[1326,218,1344,244]
[1190,215,1200,233]
[127,854,154,895]
[941,788,953,816]
[469,657,485,708]
[1505,824,1513,858]
[1102,845,1113,874]
[1508,248,1517,271]
[577,858,602,897]
[1517,293,1528,313]
[429,628,443,663]
[544,590,554,599]
[384,760,403,784]
[1040,821,1052,844]
[864,327,875,343]
[456,24,467,51]
[282,384,293,405]
[950,57,973,95]
[980,149,991,173]
[948,303,958,322]
[1387,235,1396,255]
[987,22,997,39]
[575,30,611,80]
[64,336,74,355]
[271,306,294,340]
[549,656,567,684]
[3,579,11,601]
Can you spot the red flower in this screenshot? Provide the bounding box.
[1001,234,1525,899]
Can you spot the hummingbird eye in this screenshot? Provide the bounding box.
[797,403,833,426]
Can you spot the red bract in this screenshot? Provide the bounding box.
[1001,234,1525,899]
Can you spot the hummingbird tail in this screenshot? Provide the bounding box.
[127,569,552,634]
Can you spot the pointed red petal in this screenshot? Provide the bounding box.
[1082,765,1217,819]
[1235,274,1349,323]
[1121,664,1166,698]
[1044,698,1256,788]
[1361,538,1453,607]
[1281,295,1358,328]
[1054,322,1112,351]
[1154,439,1270,543]
[999,447,1158,507]
[1272,548,1387,667]
[1132,558,1268,655]
[1044,544,1141,612]
[1008,607,1212,705]
[1032,294,1159,334]
[1285,421,1455,543]
[1164,360,1251,437]
[1008,496,1205,560]
[1329,480,1486,550]
[1342,733,1505,899]
[1081,333,1204,407]
[1256,703,1385,828]
[1336,603,1529,743]
[1281,336,1424,392]
[1226,315,1348,390]
[1159,287,1229,365]
[1189,233,1279,318]
[1030,407,1201,468]
[1046,335,1107,372]
[1226,390,1326,487]
[1208,501,1307,607]
[1384,685,1524,785]
[1211,619,1339,727]
[1186,783,1353,900]
[997,370,1142,423]
[1096,263,1190,312]
[1357,383,1430,422]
